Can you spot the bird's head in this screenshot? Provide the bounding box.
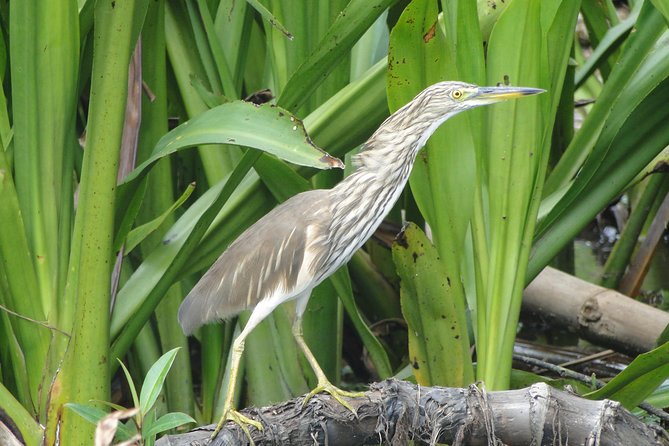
[422,80,544,114]
[407,81,544,148]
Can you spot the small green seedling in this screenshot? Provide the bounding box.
[66,348,195,446]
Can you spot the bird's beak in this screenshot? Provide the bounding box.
[474,86,545,103]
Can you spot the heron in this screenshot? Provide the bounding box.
[178,81,544,440]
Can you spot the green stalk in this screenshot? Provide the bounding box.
[48,1,148,443]
[137,0,194,417]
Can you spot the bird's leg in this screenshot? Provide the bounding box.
[292,317,365,414]
[211,331,263,442]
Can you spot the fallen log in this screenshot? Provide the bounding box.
[156,379,667,446]
[523,267,669,356]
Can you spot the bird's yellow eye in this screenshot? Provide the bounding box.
[451,89,463,100]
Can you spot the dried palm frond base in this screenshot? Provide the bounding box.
[156,379,668,446]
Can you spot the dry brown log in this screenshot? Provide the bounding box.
[156,379,667,446]
[523,267,669,356]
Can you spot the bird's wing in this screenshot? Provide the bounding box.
[178,189,331,335]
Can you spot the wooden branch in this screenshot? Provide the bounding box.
[523,267,669,356]
[156,379,667,446]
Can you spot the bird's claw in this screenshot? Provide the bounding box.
[210,408,263,445]
[302,380,365,416]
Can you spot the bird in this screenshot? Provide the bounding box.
[178,81,544,440]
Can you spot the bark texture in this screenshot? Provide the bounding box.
[156,379,668,445]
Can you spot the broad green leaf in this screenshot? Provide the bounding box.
[329,267,393,379]
[0,382,41,446]
[215,0,253,94]
[10,0,79,318]
[579,0,623,82]
[193,0,236,98]
[121,182,195,254]
[304,58,388,156]
[143,412,196,439]
[6,0,72,414]
[165,0,237,183]
[243,309,308,407]
[587,341,669,408]
[123,101,342,187]
[392,223,473,387]
[139,348,180,417]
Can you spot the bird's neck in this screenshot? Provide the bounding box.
[332,110,442,200]
[317,118,437,273]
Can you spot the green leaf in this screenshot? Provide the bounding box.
[139,347,180,417]
[586,341,669,408]
[120,182,195,254]
[117,359,140,409]
[143,412,196,440]
[127,101,342,182]
[392,223,473,387]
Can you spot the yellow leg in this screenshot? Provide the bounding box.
[292,318,365,414]
[211,336,263,443]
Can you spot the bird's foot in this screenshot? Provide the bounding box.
[210,407,263,444]
[302,379,365,415]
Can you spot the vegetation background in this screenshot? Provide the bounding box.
[1,0,669,444]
